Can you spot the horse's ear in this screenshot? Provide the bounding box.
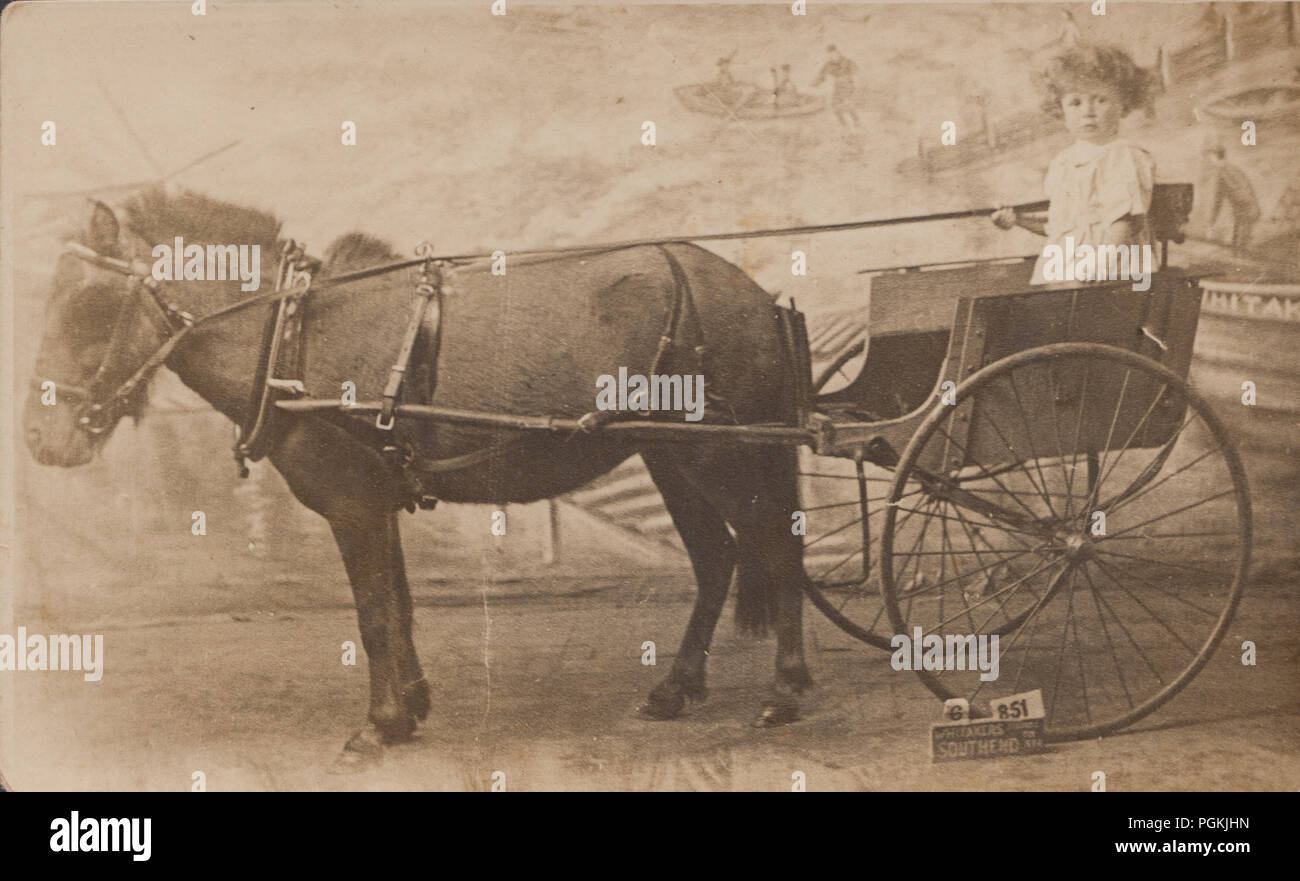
[82,199,121,256]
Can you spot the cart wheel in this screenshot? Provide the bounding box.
[799,451,898,649]
[880,343,1251,741]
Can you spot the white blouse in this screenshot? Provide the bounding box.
[1032,139,1155,284]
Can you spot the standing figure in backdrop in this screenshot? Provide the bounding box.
[1054,10,1082,49]
[813,45,859,129]
[1203,145,1261,251]
[992,44,1156,284]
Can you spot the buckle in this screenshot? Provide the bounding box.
[76,402,113,435]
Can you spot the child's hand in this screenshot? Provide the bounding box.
[991,207,1018,230]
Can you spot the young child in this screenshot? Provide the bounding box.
[992,45,1155,284]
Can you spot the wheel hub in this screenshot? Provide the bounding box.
[1061,532,1095,562]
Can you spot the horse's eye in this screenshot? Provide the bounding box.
[60,284,124,340]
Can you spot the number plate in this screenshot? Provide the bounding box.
[942,698,972,723]
[989,689,1045,722]
[930,717,1046,763]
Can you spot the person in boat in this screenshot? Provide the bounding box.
[812,45,859,129]
[771,64,800,108]
[992,44,1156,284]
[714,55,736,88]
[1203,145,1261,251]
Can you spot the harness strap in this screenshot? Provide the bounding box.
[233,241,314,476]
[377,245,442,431]
[408,437,522,473]
[572,243,712,432]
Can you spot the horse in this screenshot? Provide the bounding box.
[23,189,816,760]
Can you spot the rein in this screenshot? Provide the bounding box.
[53,195,1040,441]
[50,194,1072,434]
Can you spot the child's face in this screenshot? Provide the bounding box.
[1060,85,1124,143]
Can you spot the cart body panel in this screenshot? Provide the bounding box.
[811,265,1203,471]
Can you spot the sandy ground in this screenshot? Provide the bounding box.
[7,560,1298,793]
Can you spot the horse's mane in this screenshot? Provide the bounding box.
[121,188,401,276]
[122,187,282,252]
[321,232,401,274]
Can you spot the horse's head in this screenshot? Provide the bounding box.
[25,200,181,466]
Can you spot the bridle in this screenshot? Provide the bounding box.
[42,242,197,434]
[45,239,435,437]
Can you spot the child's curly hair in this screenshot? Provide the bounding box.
[1035,44,1153,118]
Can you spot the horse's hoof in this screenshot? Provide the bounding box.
[638,690,686,720]
[329,728,385,773]
[681,680,708,703]
[753,702,800,728]
[402,678,431,722]
[372,709,417,743]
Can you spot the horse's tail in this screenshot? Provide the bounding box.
[732,565,770,637]
[731,443,805,637]
[731,302,810,637]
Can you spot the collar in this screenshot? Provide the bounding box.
[1062,138,1133,168]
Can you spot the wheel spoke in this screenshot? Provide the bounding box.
[889,504,1044,539]
[1065,360,1092,517]
[1083,367,1133,515]
[1090,556,1200,656]
[924,554,1065,634]
[931,422,1049,524]
[1007,368,1062,520]
[815,545,863,580]
[894,547,1036,600]
[1079,563,1138,707]
[1093,380,1170,493]
[1090,552,1222,619]
[1103,488,1236,540]
[800,472,895,482]
[1102,432,1220,518]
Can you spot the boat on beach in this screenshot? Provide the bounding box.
[674,81,825,119]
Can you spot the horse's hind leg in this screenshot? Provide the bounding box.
[665,444,812,726]
[638,449,737,719]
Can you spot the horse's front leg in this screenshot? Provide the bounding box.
[330,511,423,753]
[269,422,425,759]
